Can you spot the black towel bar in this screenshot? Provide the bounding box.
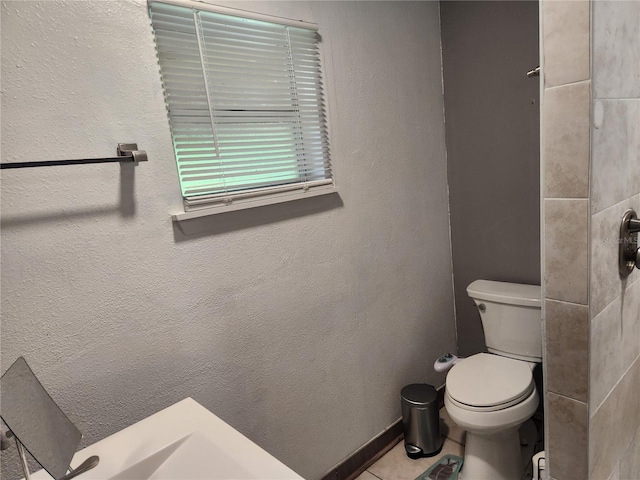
[0,144,147,169]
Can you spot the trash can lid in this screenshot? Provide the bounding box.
[401,384,437,405]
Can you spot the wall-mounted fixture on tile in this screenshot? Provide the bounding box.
[619,209,640,277]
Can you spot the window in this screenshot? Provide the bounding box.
[148,0,333,217]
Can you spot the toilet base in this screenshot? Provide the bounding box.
[462,426,523,480]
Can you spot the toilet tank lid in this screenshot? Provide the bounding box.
[467,280,541,307]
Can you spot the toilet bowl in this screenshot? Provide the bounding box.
[444,280,542,480]
[445,353,538,479]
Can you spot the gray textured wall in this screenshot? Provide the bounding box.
[0,2,456,479]
[440,1,541,357]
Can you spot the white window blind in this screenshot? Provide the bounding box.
[148,1,333,212]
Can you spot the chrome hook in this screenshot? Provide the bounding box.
[526,66,540,77]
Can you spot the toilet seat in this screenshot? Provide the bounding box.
[446,353,535,412]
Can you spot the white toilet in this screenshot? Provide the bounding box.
[445,280,541,480]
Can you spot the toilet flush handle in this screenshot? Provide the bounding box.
[477,303,486,313]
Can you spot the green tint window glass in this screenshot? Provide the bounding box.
[149,2,332,207]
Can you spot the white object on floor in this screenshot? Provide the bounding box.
[29,398,302,479]
[532,451,546,480]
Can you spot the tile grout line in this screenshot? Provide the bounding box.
[590,273,640,320]
[543,197,589,201]
[547,391,587,406]
[545,297,589,308]
[545,78,591,90]
[592,97,640,101]
[590,192,640,217]
[446,437,465,448]
[590,352,640,418]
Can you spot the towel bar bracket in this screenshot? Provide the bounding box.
[117,143,148,164]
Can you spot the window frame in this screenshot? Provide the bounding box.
[148,0,336,221]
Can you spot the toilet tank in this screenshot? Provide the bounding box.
[467,280,542,362]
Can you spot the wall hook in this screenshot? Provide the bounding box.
[526,66,540,77]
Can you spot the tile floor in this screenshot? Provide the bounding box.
[356,408,466,480]
[357,407,542,480]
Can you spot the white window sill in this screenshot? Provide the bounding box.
[171,184,338,222]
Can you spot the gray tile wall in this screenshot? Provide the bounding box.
[543,2,640,478]
[605,424,640,480]
[541,1,591,478]
[589,2,640,479]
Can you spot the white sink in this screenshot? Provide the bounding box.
[31,398,303,480]
[109,431,262,480]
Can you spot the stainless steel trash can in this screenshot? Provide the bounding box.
[401,384,442,459]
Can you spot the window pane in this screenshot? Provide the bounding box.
[149,1,332,201]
